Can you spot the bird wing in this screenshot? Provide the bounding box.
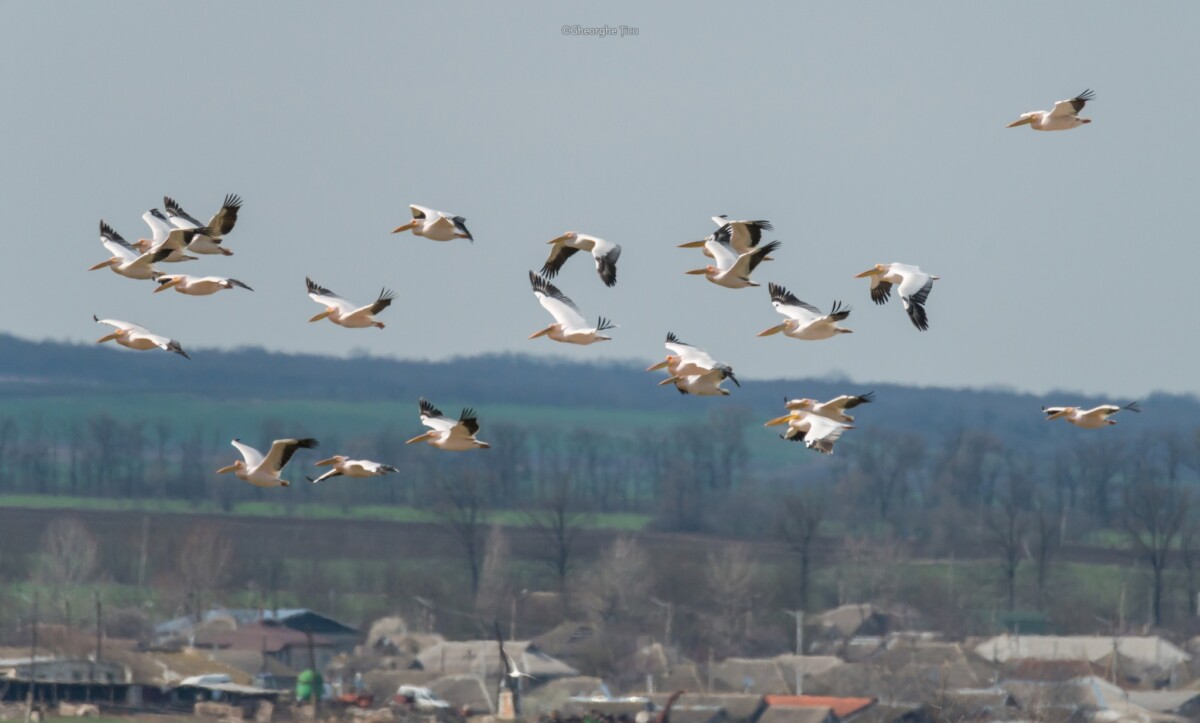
[870,278,893,305]
[1050,89,1094,117]
[718,220,772,254]
[741,240,782,275]
[306,277,357,313]
[231,440,266,469]
[835,392,875,410]
[99,221,139,261]
[541,241,581,278]
[454,408,482,438]
[664,333,716,368]
[419,398,457,432]
[451,216,473,241]
[163,197,204,229]
[206,194,242,236]
[141,211,172,245]
[704,235,740,271]
[1043,406,1069,418]
[800,413,850,444]
[593,242,620,287]
[348,288,394,318]
[94,316,148,334]
[768,282,822,321]
[262,438,319,473]
[1084,405,1122,418]
[896,267,934,299]
[530,272,587,329]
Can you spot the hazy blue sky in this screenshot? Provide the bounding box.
[3,2,1197,398]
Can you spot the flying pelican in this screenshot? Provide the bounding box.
[854,263,939,331]
[528,271,616,345]
[541,232,622,287]
[307,455,399,484]
[405,398,490,451]
[494,621,536,686]
[391,205,473,242]
[93,316,189,358]
[685,235,781,289]
[163,195,243,255]
[646,333,722,377]
[764,410,854,455]
[1043,402,1140,428]
[659,366,740,396]
[154,274,253,295]
[90,221,178,280]
[679,217,775,259]
[758,283,852,340]
[216,438,318,487]
[784,393,875,423]
[133,209,198,263]
[1007,90,1094,131]
[306,277,394,329]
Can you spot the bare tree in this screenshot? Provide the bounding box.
[179,523,233,620]
[1031,494,1062,610]
[578,536,651,624]
[474,525,512,621]
[524,475,592,615]
[777,491,826,610]
[704,544,755,653]
[983,486,1027,611]
[1122,470,1189,627]
[36,516,98,617]
[854,431,925,521]
[433,471,490,597]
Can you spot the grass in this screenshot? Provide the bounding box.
[0,494,651,531]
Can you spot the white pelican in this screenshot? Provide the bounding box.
[679,217,775,259]
[528,271,616,345]
[784,393,875,423]
[854,262,939,331]
[163,195,242,255]
[133,209,198,263]
[391,205,473,242]
[685,235,781,289]
[93,315,189,358]
[155,274,253,295]
[541,232,622,287]
[1007,90,1094,131]
[307,455,399,484]
[1043,402,1140,429]
[659,366,740,396]
[216,438,318,487]
[306,277,394,329]
[646,332,721,377]
[759,283,852,340]
[405,398,490,451]
[90,221,176,280]
[764,410,853,455]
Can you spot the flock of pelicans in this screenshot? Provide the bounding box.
[85,91,1141,487]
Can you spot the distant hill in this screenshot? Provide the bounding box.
[2,333,1196,454]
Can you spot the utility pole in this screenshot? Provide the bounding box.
[26,590,38,723]
[784,610,805,694]
[651,598,674,647]
[137,516,149,589]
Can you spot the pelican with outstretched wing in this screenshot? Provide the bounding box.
[306,277,394,329]
[406,398,490,451]
[216,438,319,487]
[391,205,473,242]
[764,410,854,455]
[679,217,775,259]
[854,262,939,331]
[784,393,875,423]
[154,274,253,295]
[93,316,189,358]
[307,455,399,484]
[1043,402,1140,429]
[541,232,622,287]
[528,271,615,345]
[162,194,243,255]
[1008,90,1094,131]
[685,231,780,289]
[759,283,852,340]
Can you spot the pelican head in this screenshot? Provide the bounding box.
[89,258,118,271]
[95,329,124,344]
[646,357,674,372]
[1006,114,1037,128]
[677,239,708,249]
[315,455,346,467]
[854,264,886,278]
[391,219,418,234]
[154,275,185,293]
[549,231,578,244]
[1043,406,1074,421]
[685,266,716,277]
[764,413,796,427]
[528,325,556,339]
[786,398,816,411]
[757,321,793,337]
[309,308,333,323]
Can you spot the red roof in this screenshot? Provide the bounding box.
[195,624,334,653]
[765,696,877,720]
